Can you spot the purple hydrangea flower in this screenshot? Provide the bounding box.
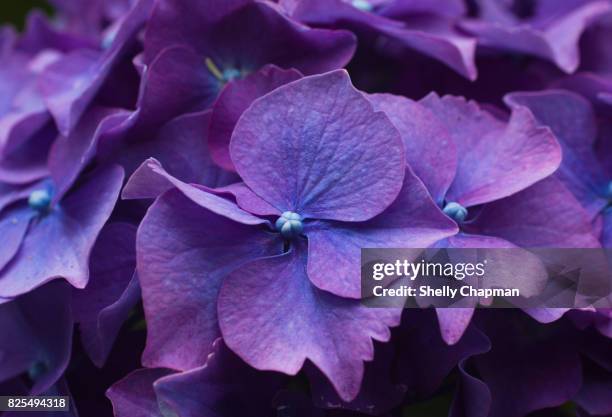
[368,91,599,342]
[127,70,456,401]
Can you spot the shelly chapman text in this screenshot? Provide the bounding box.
[372,259,487,281]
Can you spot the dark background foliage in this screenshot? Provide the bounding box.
[0,1,53,28]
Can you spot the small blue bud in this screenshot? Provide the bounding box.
[275,211,304,239]
[443,202,468,223]
[28,189,52,213]
[222,68,242,82]
[351,0,373,11]
[28,361,47,381]
[605,181,612,199]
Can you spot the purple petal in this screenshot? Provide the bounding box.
[39,0,153,135]
[471,311,582,417]
[144,0,356,74]
[209,65,302,171]
[421,94,561,207]
[0,207,33,272]
[469,177,600,248]
[0,282,73,396]
[106,368,173,417]
[367,93,457,203]
[104,110,234,187]
[460,1,612,73]
[48,107,129,200]
[230,70,405,222]
[306,342,405,415]
[123,158,266,225]
[449,359,491,417]
[306,168,457,298]
[0,165,124,298]
[218,242,401,401]
[72,222,139,367]
[397,310,490,397]
[154,339,286,417]
[137,189,282,370]
[505,90,609,217]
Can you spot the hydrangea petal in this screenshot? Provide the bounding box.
[0,282,72,396]
[306,168,457,298]
[449,359,491,417]
[218,242,401,401]
[230,70,405,221]
[505,90,609,217]
[105,110,235,187]
[420,94,561,207]
[367,93,457,203]
[137,189,282,370]
[469,177,600,248]
[106,368,173,417]
[0,165,124,298]
[460,0,612,73]
[209,65,302,171]
[39,0,153,135]
[72,223,139,367]
[123,158,266,225]
[397,310,490,397]
[471,311,582,417]
[154,339,286,417]
[144,0,356,74]
[48,107,129,201]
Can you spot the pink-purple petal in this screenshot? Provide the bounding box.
[230,70,405,221]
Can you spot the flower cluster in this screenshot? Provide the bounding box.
[1,0,612,416]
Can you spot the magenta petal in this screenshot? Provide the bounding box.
[123,158,266,226]
[72,222,139,367]
[306,169,457,298]
[218,243,401,402]
[230,70,405,221]
[137,190,282,370]
[106,368,173,417]
[421,94,561,207]
[209,65,302,171]
[0,165,124,298]
[368,93,457,203]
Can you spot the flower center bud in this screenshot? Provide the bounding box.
[205,58,245,83]
[275,211,304,239]
[350,0,373,11]
[28,361,47,381]
[443,202,468,223]
[28,189,52,213]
